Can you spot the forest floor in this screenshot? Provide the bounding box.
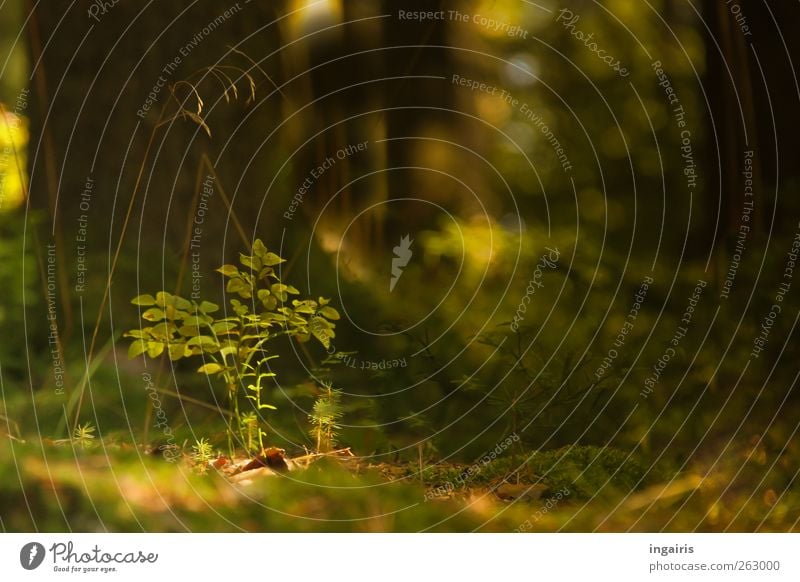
[1,437,796,532]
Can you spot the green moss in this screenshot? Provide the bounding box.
[508,445,664,499]
[0,440,529,532]
[411,445,665,500]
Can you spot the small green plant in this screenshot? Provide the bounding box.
[125,240,340,455]
[240,352,279,453]
[191,438,215,473]
[72,422,96,449]
[308,380,343,453]
[191,438,215,462]
[239,411,266,454]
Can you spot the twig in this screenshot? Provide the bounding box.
[290,447,354,468]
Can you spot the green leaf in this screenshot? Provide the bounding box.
[173,296,193,311]
[240,253,262,271]
[263,252,285,266]
[217,264,240,277]
[219,346,238,360]
[252,239,267,258]
[197,363,224,375]
[256,288,276,310]
[155,291,172,308]
[199,300,219,314]
[178,325,201,337]
[146,341,165,358]
[258,404,277,410]
[319,306,340,320]
[124,329,148,339]
[186,335,220,350]
[261,312,288,324]
[292,302,316,314]
[142,308,166,322]
[212,321,238,335]
[132,294,156,306]
[310,316,333,330]
[226,277,252,298]
[128,339,148,358]
[230,299,249,316]
[149,322,175,340]
[270,283,290,302]
[163,305,187,321]
[182,314,212,327]
[310,322,333,348]
[168,342,186,361]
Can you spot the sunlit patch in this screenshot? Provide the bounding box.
[475,92,511,126]
[0,110,28,212]
[289,0,342,27]
[422,216,506,279]
[504,53,539,87]
[473,0,522,39]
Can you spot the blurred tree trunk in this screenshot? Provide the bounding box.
[702,0,763,252]
[703,0,800,264]
[277,0,457,281]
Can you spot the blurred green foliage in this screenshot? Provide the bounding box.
[0,212,39,380]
